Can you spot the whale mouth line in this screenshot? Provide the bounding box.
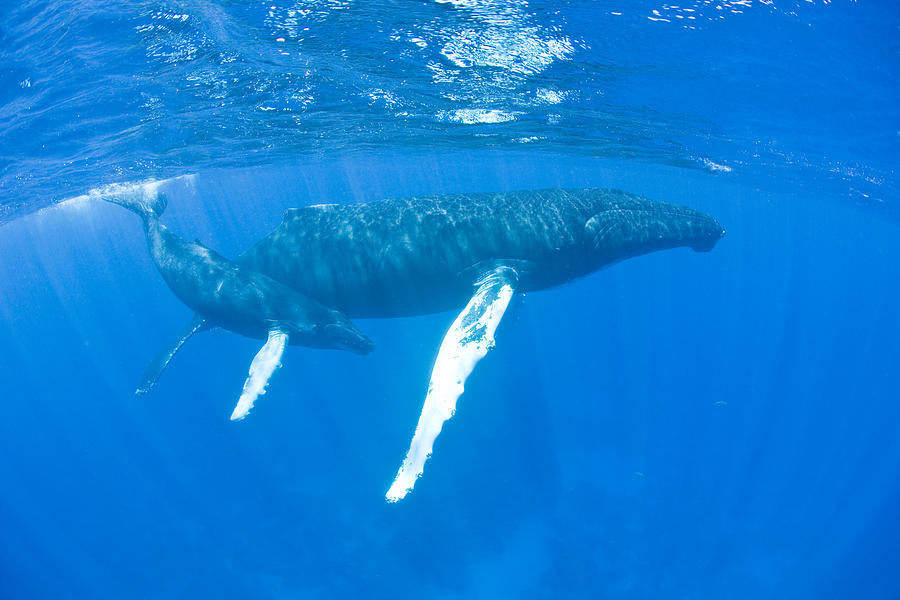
[324,324,375,355]
[339,339,375,355]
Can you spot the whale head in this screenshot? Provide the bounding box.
[585,198,725,266]
[278,306,375,355]
[321,317,376,355]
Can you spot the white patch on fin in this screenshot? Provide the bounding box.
[231,330,288,421]
[386,266,517,502]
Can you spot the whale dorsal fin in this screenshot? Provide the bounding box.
[386,264,520,502]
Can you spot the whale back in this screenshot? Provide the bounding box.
[238,189,724,318]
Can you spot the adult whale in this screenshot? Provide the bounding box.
[237,188,725,319]
[231,188,725,500]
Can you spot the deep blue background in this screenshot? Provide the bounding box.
[1,1,899,598]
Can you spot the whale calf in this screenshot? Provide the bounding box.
[103,184,724,501]
[96,183,373,420]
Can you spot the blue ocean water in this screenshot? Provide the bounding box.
[1,1,899,598]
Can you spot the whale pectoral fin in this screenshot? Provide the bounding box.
[230,329,289,421]
[386,265,519,503]
[136,314,209,394]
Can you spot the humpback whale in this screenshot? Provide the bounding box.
[238,188,724,318]
[102,184,724,501]
[233,188,725,500]
[96,183,373,420]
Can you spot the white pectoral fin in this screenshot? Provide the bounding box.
[136,314,208,394]
[230,329,289,421]
[386,266,518,503]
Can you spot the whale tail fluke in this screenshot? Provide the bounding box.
[92,180,168,222]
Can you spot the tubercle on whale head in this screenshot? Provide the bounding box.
[649,204,725,254]
[689,220,726,252]
[586,203,725,262]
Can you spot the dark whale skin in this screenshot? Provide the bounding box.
[238,188,725,319]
